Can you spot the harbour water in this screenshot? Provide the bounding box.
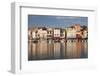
[28,39,88,60]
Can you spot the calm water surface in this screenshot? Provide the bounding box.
[28,40,88,60]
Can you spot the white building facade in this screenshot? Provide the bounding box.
[53,28,60,38]
[66,28,76,38]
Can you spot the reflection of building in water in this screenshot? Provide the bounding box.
[37,40,48,59]
[66,41,73,58]
[64,40,88,59]
[47,41,54,58]
[83,40,88,57]
[60,42,66,58]
[75,41,82,58]
[53,42,61,58]
[28,40,88,60]
[31,42,37,59]
[28,41,32,59]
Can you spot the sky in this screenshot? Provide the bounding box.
[28,15,88,28]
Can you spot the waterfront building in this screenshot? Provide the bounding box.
[82,30,88,38]
[28,29,32,40]
[53,28,60,39]
[66,27,76,39]
[31,28,39,40]
[60,29,66,39]
[47,28,53,39]
[37,27,47,39]
[28,24,88,41]
[76,31,82,39]
[74,24,82,31]
[54,42,60,58]
[32,31,36,39]
[28,29,31,36]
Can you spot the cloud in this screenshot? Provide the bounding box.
[55,16,67,19]
[55,16,81,20]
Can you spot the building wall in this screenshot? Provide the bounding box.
[38,29,47,39]
[67,28,76,38]
[60,30,66,39]
[54,29,60,38]
[32,31,36,39]
[82,30,88,38]
[47,28,53,39]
